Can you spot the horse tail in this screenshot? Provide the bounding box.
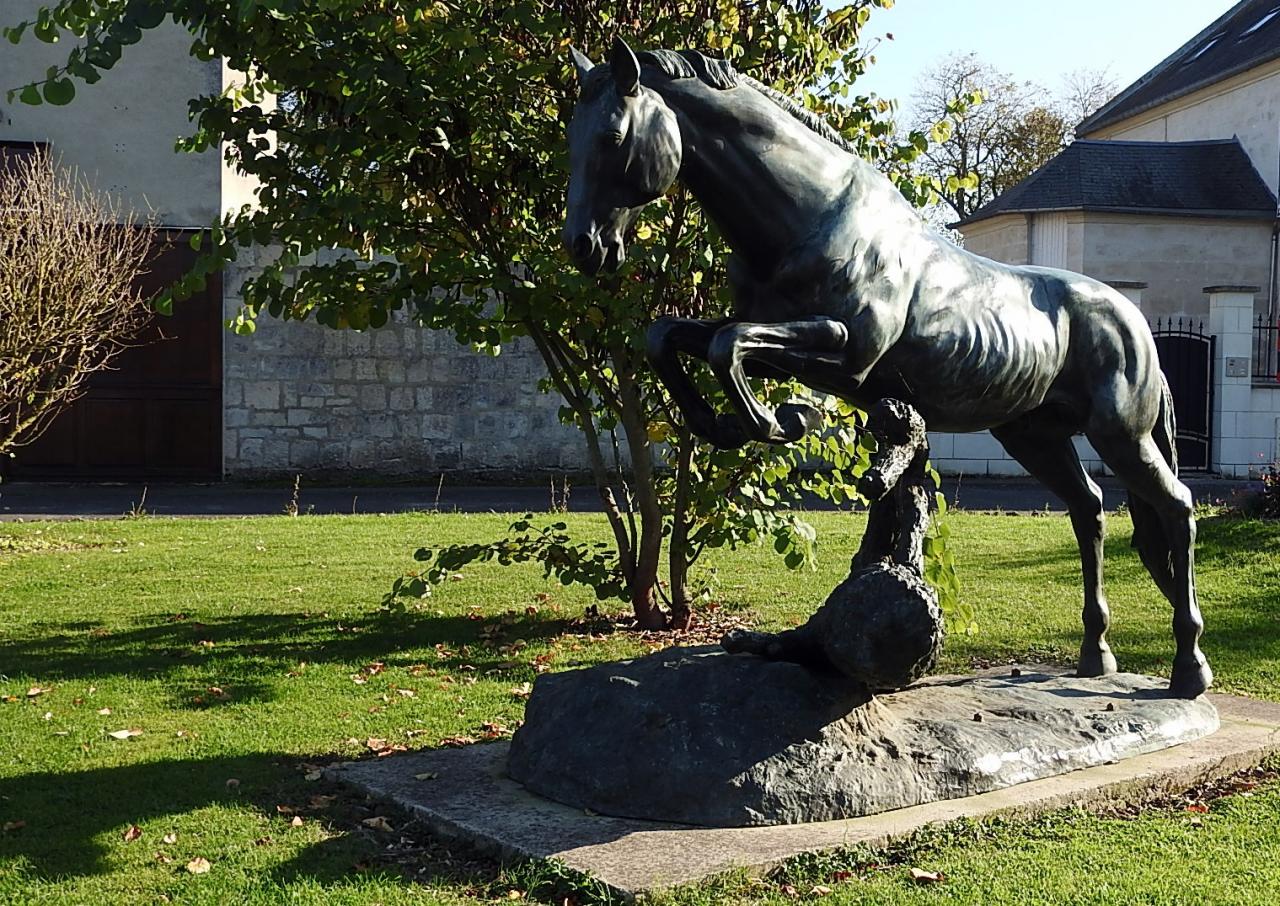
[1128,372,1177,599]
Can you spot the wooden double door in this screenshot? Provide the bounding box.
[4,235,223,481]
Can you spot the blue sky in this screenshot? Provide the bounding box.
[851,0,1242,113]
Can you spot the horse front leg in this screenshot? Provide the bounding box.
[706,317,849,444]
[646,316,753,448]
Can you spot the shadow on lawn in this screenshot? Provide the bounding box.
[0,750,507,892]
[0,609,590,690]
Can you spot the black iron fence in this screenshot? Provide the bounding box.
[1254,315,1280,385]
[1150,317,1214,471]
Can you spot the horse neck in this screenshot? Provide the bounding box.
[653,78,855,276]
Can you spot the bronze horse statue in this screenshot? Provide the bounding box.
[562,39,1211,699]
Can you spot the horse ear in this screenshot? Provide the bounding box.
[611,36,640,97]
[569,46,595,83]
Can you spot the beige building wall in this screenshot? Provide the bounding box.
[1084,57,1280,196]
[957,214,1030,265]
[1079,214,1271,318]
[0,1,230,226]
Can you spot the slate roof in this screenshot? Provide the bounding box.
[1078,0,1280,136]
[953,139,1277,228]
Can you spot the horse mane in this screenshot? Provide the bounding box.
[584,48,858,155]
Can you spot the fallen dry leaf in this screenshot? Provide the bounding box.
[207,686,231,701]
[2,821,26,833]
[26,686,50,698]
[185,857,211,874]
[361,815,393,832]
[810,885,832,896]
[225,778,240,791]
[96,707,112,716]
[510,682,533,700]
[122,824,142,843]
[163,833,178,845]
[108,728,143,740]
[290,815,304,827]
[414,772,439,781]
[395,688,416,698]
[910,868,945,884]
[303,771,323,782]
[154,852,173,864]
[254,836,272,846]
[1186,803,1210,814]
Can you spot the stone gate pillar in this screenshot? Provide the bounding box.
[1206,285,1260,477]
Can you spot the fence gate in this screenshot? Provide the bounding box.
[1150,318,1214,472]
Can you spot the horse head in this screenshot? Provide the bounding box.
[564,38,681,275]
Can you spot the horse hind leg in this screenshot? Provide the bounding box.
[991,423,1116,678]
[1089,429,1211,699]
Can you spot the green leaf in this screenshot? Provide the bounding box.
[42,78,75,106]
[18,84,43,106]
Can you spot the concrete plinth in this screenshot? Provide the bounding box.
[328,668,1280,897]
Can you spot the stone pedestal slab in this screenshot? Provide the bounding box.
[328,674,1280,898]
[508,648,1218,827]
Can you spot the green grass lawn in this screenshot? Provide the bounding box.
[0,510,1277,905]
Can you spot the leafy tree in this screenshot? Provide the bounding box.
[6,0,963,630]
[911,53,1112,221]
[0,147,155,459]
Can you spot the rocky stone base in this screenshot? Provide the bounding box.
[507,648,1219,827]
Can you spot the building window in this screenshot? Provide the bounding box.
[1241,8,1280,39]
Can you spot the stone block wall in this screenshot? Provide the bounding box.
[221,252,586,478]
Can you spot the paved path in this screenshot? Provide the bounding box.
[0,476,1257,521]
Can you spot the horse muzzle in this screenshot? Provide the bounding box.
[567,231,625,275]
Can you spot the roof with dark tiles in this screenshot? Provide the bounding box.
[953,138,1277,228]
[1077,0,1280,136]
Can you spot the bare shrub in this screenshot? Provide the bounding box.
[0,148,155,457]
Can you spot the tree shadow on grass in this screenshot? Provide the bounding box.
[0,750,508,894]
[942,515,1279,681]
[0,609,599,688]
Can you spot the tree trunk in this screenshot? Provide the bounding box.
[666,432,696,630]
[613,344,669,630]
[525,325,650,620]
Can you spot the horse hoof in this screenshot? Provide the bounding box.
[1169,654,1213,699]
[776,403,823,442]
[1076,643,1118,678]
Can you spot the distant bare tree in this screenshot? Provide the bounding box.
[911,54,1069,220]
[1061,67,1119,127]
[0,149,155,458]
[911,56,1117,222]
